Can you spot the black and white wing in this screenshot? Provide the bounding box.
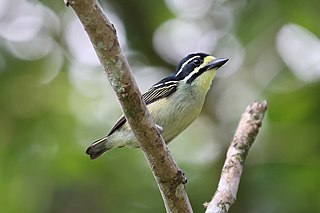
[107,79,179,135]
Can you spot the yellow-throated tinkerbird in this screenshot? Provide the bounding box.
[86,53,228,159]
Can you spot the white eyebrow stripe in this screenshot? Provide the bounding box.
[175,56,200,77]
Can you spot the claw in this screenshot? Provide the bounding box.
[175,170,188,184]
[155,124,163,134]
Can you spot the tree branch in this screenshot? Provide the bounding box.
[204,100,268,213]
[65,0,192,212]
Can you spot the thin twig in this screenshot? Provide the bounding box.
[65,0,193,212]
[204,100,268,213]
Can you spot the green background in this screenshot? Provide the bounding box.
[1,0,320,212]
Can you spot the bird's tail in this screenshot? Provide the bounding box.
[85,136,110,160]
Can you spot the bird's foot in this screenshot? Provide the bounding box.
[155,124,164,134]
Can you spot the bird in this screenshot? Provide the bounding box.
[86,52,228,159]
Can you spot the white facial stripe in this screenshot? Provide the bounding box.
[175,56,200,77]
[182,56,215,82]
[182,66,202,82]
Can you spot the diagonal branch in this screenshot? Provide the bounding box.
[65,0,193,212]
[204,100,268,213]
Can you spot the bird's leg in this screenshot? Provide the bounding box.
[175,169,188,184]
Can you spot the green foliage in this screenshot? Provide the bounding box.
[1,0,320,212]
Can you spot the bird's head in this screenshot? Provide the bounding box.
[174,52,228,84]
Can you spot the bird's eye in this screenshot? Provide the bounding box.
[193,58,202,66]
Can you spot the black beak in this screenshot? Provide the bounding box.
[205,58,229,70]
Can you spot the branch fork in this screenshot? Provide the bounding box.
[66,1,268,212]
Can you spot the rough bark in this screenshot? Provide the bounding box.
[65,0,193,212]
[204,101,268,213]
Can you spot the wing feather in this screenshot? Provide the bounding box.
[107,80,178,135]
